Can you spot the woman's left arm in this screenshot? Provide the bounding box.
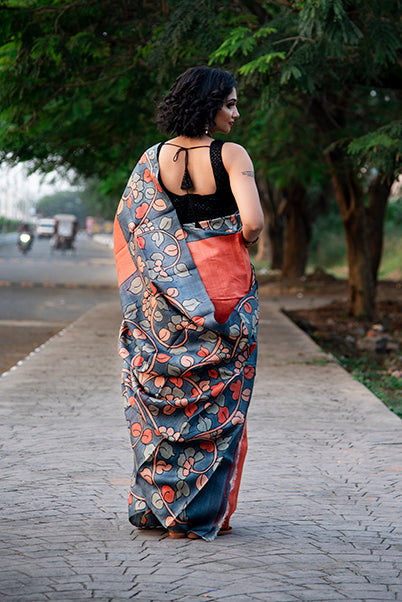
[222,143,264,244]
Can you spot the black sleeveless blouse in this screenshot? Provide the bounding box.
[157,139,237,223]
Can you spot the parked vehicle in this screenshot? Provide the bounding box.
[36,217,56,238]
[51,214,79,252]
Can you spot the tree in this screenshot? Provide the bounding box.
[35,190,86,224]
[0,1,168,194]
[2,0,401,310]
[0,0,231,194]
[211,0,402,317]
[233,85,329,277]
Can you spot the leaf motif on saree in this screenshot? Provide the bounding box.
[166,287,179,297]
[197,416,212,432]
[135,499,146,511]
[164,243,179,256]
[158,327,170,342]
[211,218,224,230]
[180,355,194,368]
[154,198,167,211]
[151,492,164,510]
[216,436,231,451]
[199,331,219,343]
[167,364,182,377]
[176,480,190,499]
[128,276,143,295]
[196,474,209,490]
[138,318,150,330]
[161,485,175,503]
[174,228,186,240]
[169,345,188,356]
[228,324,241,337]
[206,403,219,415]
[182,298,201,312]
[159,216,172,231]
[159,441,174,459]
[140,468,153,484]
[135,202,148,219]
[173,263,190,278]
[151,231,164,247]
[145,186,155,200]
[144,443,156,460]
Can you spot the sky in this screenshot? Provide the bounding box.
[0,162,76,221]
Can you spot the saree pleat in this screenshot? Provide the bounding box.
[114,144,259,540]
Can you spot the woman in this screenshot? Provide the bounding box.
[114,66,264,540]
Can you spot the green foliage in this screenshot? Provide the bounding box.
[343,357,402,418]
[239,52,286,76]
[378,198,402,279]
[1,0,401,233]
[348,121,402,178]
[0,0,170,193]
[0,216,20,232]
[211,24,279,63]
[0,0,242,201]
[308,201,346,269]
[35,190,85,222]
[34,178,115,222]
[80,177,116,220]
[386,197,402,222]
[309,197,402,277]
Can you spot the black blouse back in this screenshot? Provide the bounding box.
[158,139,238,224]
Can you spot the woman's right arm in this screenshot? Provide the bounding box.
[222,143,264,244]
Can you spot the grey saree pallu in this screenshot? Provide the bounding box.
[114,143,259,540]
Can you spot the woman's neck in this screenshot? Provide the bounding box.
[170,134,213,146]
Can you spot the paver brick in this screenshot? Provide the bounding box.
[0,299,401,600]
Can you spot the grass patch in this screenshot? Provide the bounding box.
[340,356,402,418]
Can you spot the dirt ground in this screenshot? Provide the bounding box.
[273,279,401,369]
[0,324,63,376]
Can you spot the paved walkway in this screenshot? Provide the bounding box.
[0,298,401,601]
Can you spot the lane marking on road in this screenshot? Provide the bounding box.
[0,257,114,266]
[0,281,117,290]
[0,319,66,328]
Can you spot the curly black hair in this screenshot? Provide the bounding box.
[156,66,237,138]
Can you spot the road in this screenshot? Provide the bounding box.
[0,233,118,375]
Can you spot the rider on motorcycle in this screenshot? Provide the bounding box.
[17,222,34,252]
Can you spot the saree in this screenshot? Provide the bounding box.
[114,143,259,540]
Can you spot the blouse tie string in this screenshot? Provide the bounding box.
[171,147,194,191]
[164,143,212,192]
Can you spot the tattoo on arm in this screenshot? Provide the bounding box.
[241,170,254,177]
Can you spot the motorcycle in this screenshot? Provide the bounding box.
[18,232,33,254]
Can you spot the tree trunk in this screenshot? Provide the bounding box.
[256,175,284,269]
[327,153,375,318]
[280,181,310,278]
[268,211,284,270]
[366,173,392,283]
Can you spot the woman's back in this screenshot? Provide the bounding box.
[158,138,237,223]
[158,137,216,196]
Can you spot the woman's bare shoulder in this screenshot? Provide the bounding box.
[221,142,253,168]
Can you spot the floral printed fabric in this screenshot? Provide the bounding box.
[114,144,259,540]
